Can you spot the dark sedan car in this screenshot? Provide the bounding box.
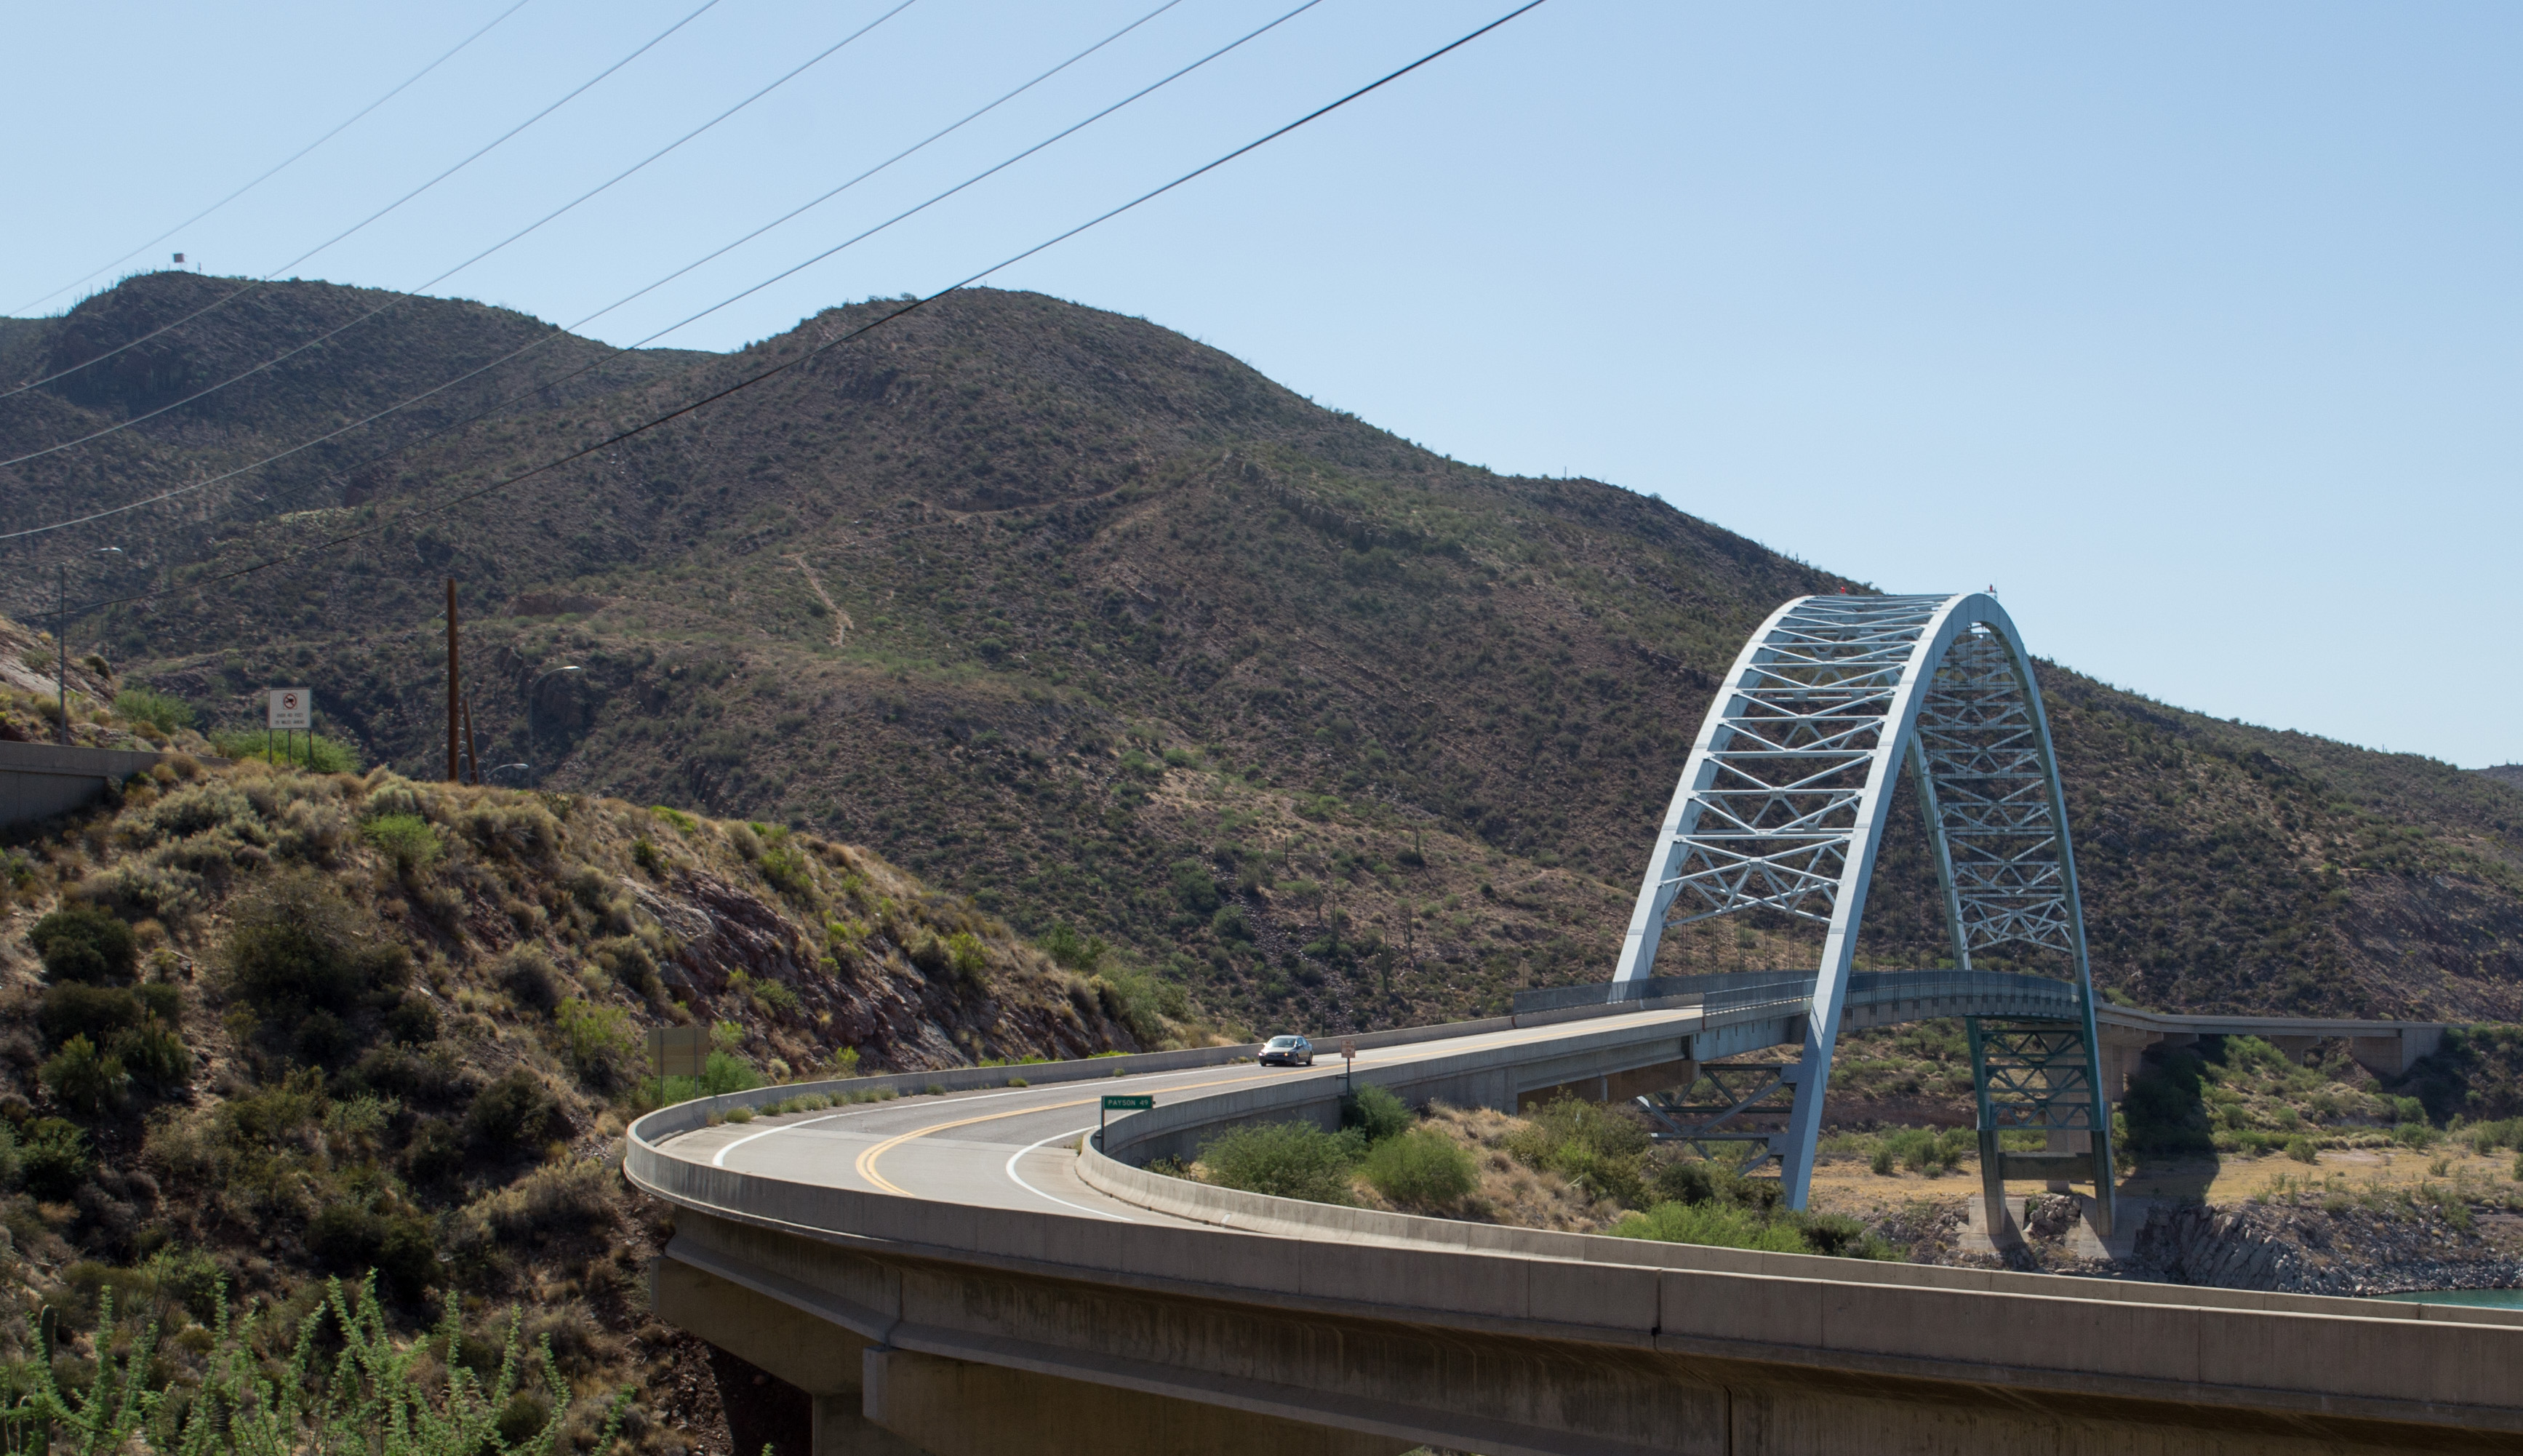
[1258,1034,1314,1066]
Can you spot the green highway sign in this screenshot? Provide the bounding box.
[1102,1094,1156,1111]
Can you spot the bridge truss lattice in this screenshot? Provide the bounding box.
[1613,593,2114,1230]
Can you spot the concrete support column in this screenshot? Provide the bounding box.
[861,1347,1408,1456]
[813,1393,929,1456]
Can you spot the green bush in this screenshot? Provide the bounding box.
[1506,1095,1650,1204]
[1340,1085,1412,1143]
[208,727,364,772]
[39,982,143,1049]
[308,1203,440,1302]
[223,872,407,1019]
[28,904,135,985]
[2285,1134,2320,1164]
[40,1035,127,1115]
[361,812,444,873]
[463,1071,570,1159]
[113,1019,193,1093]
[20,1118,89,1198]
[757,847,817,903]
[1042,923,1108,972]
[1358,1128,1477,1208]
[112,687,195,733]
[555,998,638,1089]
[1610,1200,1807,1253]
[1199,1121,1361,1204]
[945,931,988,985]
[1651,1157,1783,1212]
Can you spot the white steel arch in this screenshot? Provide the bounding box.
[1613,593,2108,1212]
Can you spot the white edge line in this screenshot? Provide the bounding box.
[1006,1124,1134,1221]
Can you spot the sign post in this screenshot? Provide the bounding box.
[1100,1092,1154,1140]
[1341,1038,1357,1095]
[268,688,311,767]
[648,1025,708,1108]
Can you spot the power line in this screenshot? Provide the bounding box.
[59,0,1556,628]
[1,0,727,404]
[0,0,1268,540]
[0,0,927,468]
[7,0,537,319]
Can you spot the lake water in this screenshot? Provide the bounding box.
[2370,1288,2523,1308]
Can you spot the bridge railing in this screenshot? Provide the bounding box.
[1513,968,2085,1024]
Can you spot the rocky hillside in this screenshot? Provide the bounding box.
[0,708,1185,1451]
[4,273,2520,1025]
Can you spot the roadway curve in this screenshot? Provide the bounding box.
[628,1011,2523,1456]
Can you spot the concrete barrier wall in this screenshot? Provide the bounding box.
[1093,1015,1700,1167]
[628,1014,1537,1147]
[625,1129,2523,1425]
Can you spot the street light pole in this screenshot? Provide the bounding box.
[526,664,582,785]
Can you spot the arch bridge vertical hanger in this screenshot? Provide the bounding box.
[1612,593,2113,1234]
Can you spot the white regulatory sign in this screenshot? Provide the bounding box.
[268,688,311,731]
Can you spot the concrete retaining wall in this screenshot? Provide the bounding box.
[0,740,172,828]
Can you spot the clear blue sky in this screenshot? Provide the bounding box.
[6,1,2516,767]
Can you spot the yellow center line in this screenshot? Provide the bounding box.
[850,1069,1274,1196]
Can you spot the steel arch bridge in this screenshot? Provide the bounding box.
[1613,592,2114,1228]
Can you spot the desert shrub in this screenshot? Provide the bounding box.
[361,813,444,874]
[223,872,407,1020]
[1092,964,1187,1047]
[113,687,195,733]
[1042,923,1108,973]
[207,727,363,772]
[307,1203,439,1302]
[121,780,266,847]
[463,1071,571,1159]
[1610,1199,1807,1253]
[554,999,637,1089]
[631,837,665,875]
[1651,1159,1782,1212]
[495,945,561,1015]
[456,800,561,862]
[1507,1095,1650,1205]
[1340,1084,1412,1143]
[20,1118,89,1198]
[39,983,144,1049]
[71,860,206,922]
[1359,1127,1477,1207]
[1198,1121,1360,1204]
[41,1035,128,1115]
[945,931,988,984]
[1785,1209,1893,1259]
[28,904,135,984]
[699,1051,760,1096]
[385,995,441,1046]
[1209,903,1252,942]
[756,841,815,901]
[588,936,661,999]
[463,1159,617,1245]
[1879,1126,1972,1175]
[114,1020,193,1094]
[2286,1134,2320,1163]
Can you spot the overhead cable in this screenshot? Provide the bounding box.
[1,0,727,403]
[0,0,926,466]
[0,0,1252,540]
[55,0,1556,623]
[7,0,537,319]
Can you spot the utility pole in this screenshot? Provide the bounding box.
[446,579,460,783]
[55,564,68,746]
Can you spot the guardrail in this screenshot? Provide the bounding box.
[1515,969,2085,1023]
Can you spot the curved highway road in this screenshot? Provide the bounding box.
[630,1010,2523,1456]
[664,1014,1692,1225]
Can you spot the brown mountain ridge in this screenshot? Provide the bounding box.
[4,271,2520,1028]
